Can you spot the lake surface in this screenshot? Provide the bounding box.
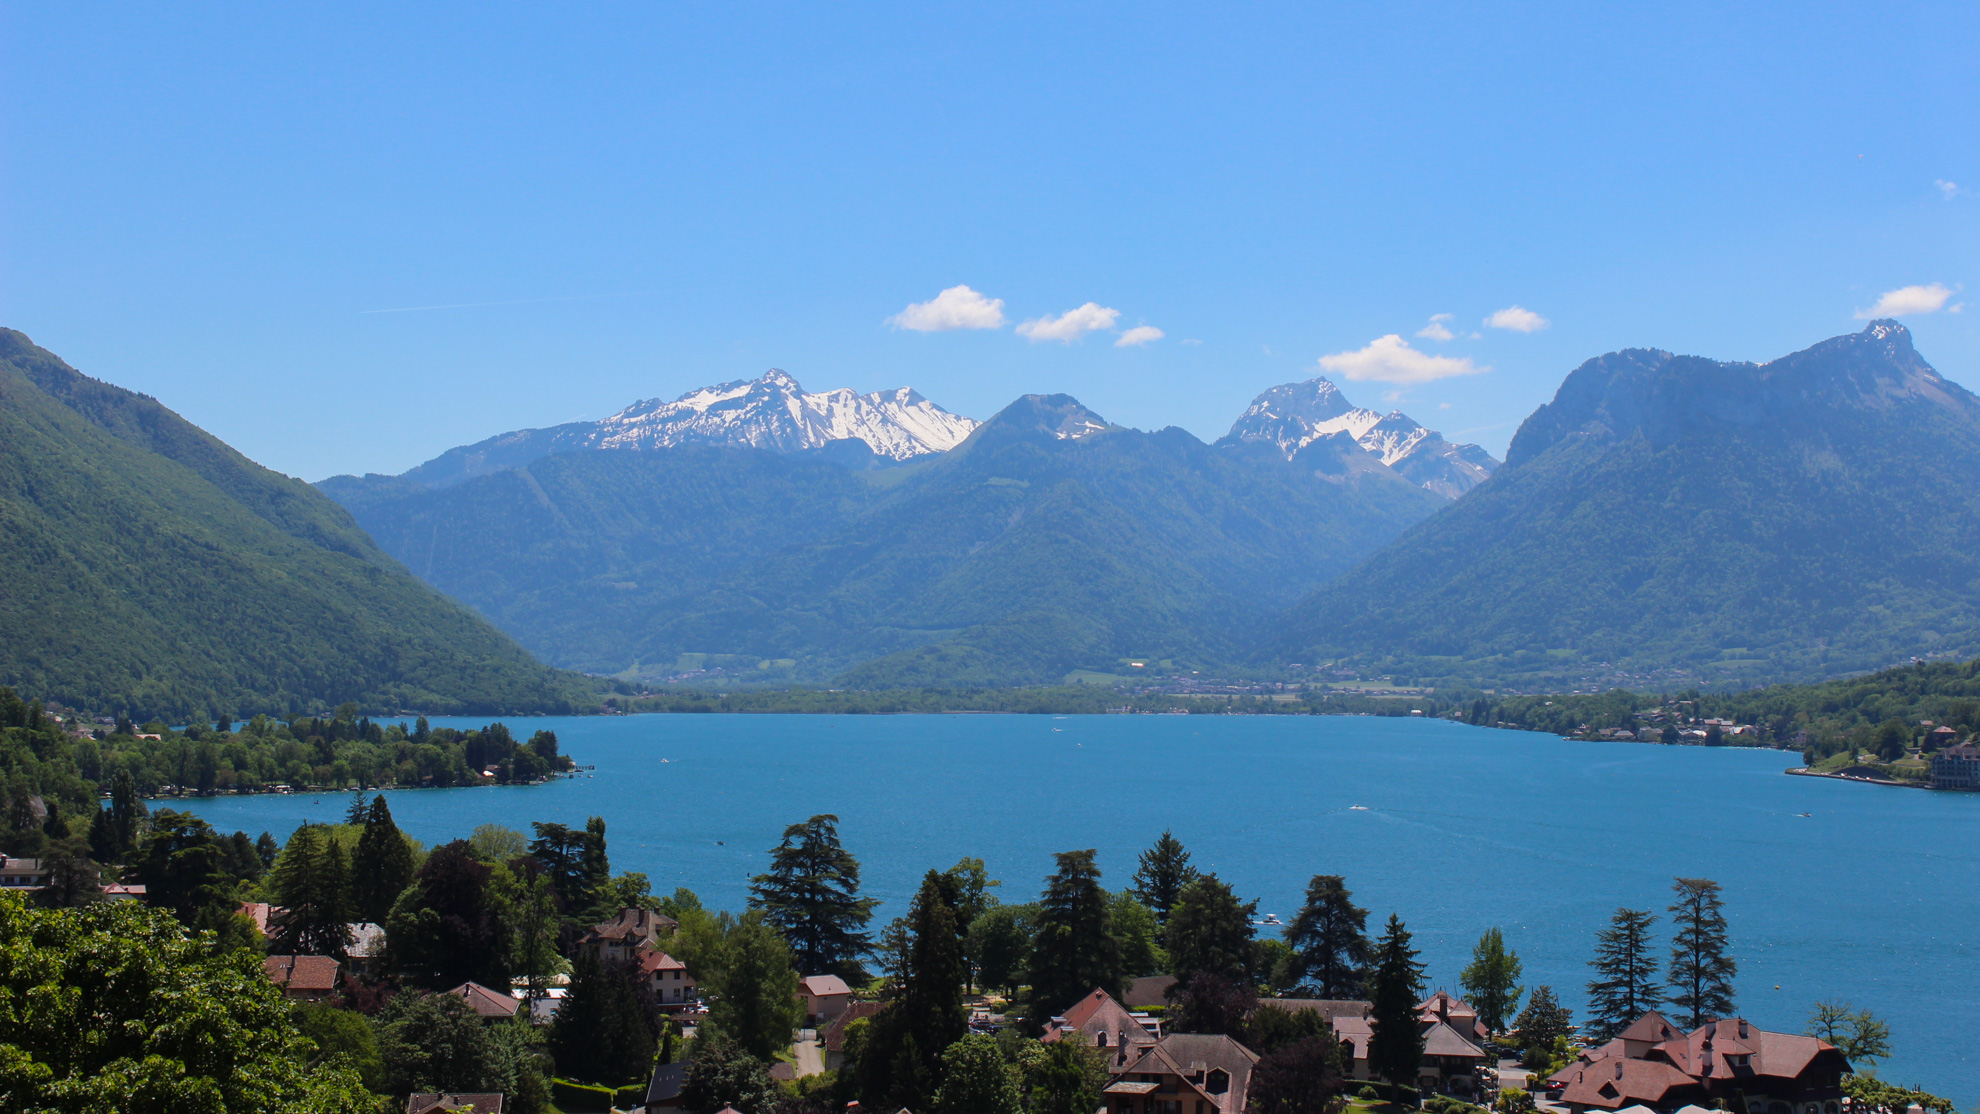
[177,714,1979,1103]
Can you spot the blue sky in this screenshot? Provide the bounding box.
[3,3,1975,481]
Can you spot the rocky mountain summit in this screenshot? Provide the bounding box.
[1221,377,1499,497]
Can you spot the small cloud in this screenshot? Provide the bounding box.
[1016,302,1120,342]
[1415,314,1455,341]
[1855,282,1956,318]
[887,285,1006,331]
[1485,305,1550,332]
[1115,325,1165,348]
[1937,179,1960,200]
[1262,344,1276,357]
[1438,402,1453,410]
[1180,338,1202,346]
[1318,334,1489,385]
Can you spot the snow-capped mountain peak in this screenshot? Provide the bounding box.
[1223,376,1499,499]
[592,369,978,460]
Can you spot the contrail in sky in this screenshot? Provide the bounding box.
[359,291,662,314]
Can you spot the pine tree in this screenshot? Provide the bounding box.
[351,795,415,924]
[1667,878,1735,1028]
[344,790,369,826]
[1282,874,1371,999]
[1585,909,1662,1041]
[901,871,968,1072]
[271,823,353,956]
[1163,874,1256,985]
[1513,985,1573,1065]
[1024,849,1121,1032]
[1460,927,1524,1033]
[1366,914,1426,1092]
[747,814,876,980]
[549,952,657,1085]
[1132,830,1200,923]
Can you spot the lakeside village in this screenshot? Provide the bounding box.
[3,772,1952,1114]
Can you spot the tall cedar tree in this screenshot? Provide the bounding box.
[1248,1036,1347,1114]
[1460,927,1524,1033]
[1164,874,1256,985]
[1025,849,1122,1032]
[1667,878,1736,1027]
[529,817,610,920]
[548,952,657,1085]
[351,795,415,924]
[1131,830,1200,923]
[901,871,969,1088]
[748,814,876,980]
[384,840,508,989]
[709,909,804,1061]
[1585,909,1663,1041]
[1282,875,1370,999]
[1366,914,1426,1091]
[271,823,354,955]
[1512,986,1573,1064]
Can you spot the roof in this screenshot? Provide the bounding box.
[445,981,523,1019]
[583,907,679,944]
[635,945,690,975]
[1555,1014,1850,1108]
[239,901,280,935]
[406,1096,504,1114]
[1117,1033,1260,1113]
[1041,989,1156,1053]
[645,1061,687,1105]
[1617,1012,1686,1044]
[0,858,45,871]
[800,974,852,997]
[822,999,889,1052]
[263,955,340,992]
[1104,1081,1162,1095]
[1658,1018,1843,1082]
[1422,1020,1488,1060]
[1124,974,1178,1009]
[1557,1056,1703,1110]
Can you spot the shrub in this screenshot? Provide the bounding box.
[551,1078,615,1112]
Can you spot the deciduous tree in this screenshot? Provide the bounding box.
[1808,1001,1892,1066]
[384,839,508,989]
[1249,1036,1347,1114]
[932,1033,1022,1114]
[1513,986,1573,1069]
[1461,927,1524,1033]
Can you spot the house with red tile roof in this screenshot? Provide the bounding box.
[1550,1013,1851,1114]
[822,1000,889,1071]
[798,974,852,1025]
[263,954,341,1001]
[1104,1033,1259,1114]
[635,943,699,1010]
[1040,988,1162,1070]
[579,907,679,967]
[444,980,523,1021]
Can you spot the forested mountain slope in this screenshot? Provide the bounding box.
[1273,322,1980,686]
[325,394,1446,686]
[0,329,584,719]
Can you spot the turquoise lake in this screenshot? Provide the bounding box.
[176,714,1979,1103]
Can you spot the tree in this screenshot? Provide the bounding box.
[1164,874,1256,985]
[749,814,876,980]
[0,892,372,1112]
[1808,1001,1893,1066]
[1024,1038,1109,1114]
[351,795,416,923]
[384,839,508,989]
[1461,928,1524,1034]
[1513,986,1573,1069]
[1667,878,1735,1028]
[130,809,251,930]
[1025,849,1122,1031]
[1283,874,1371,999]
[709,909,804,1060]
[680,1030,778,1114]
[1366,914,1426,1092]
[378,990,542,1098]
[1585,909,1661,1041]
[496,858,563,1000]
[1132,829,1200,923]
[967,902,1034,997]
[549,951,657,1084]
[1247,1003,1335,1056]
[900,870,969,1072]
[944,856,1001,928]
[933,1033,1022,1114]
[1109,891,1167,978]
[270,822,354,956]
[34,851,102,909]
[470,823,528,863]
[529,817,610,918]
[1249,1036,1347,1114]
[1169,970,1258,1036]
[294,1000,385,1091]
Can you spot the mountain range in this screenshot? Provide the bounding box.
[0,329,587,720]
[1277,321,1980,687]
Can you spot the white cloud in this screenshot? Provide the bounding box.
[887,285,1007,331]
[1485,305,1550,332]
[1855,282,1956,318]
[1416,313,1455,341]
[1318,334,1489,385]
[1180,338,1202,346]
[1937,179,1960,200]
[1114,325,1164,348]
[1017,302,1120,342]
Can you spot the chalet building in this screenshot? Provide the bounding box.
[1041,989,1162,1067]
[263,955,341,1001]
[444,980,523,1021]
[1104,1033,1258,1114]
[1931,743,1980,790]
[0,858,49,890]
[636,944,698,1010]
[406,1094,504,1114]
[798,974,852,1025]
[1550,1013,1851,1114]
[579,907,679,966]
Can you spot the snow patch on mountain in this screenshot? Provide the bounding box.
[1224,377,1499,498]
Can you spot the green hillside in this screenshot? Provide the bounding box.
[0,329,587,720]
[1273,322,1980,686]
[324,394,1445,686]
